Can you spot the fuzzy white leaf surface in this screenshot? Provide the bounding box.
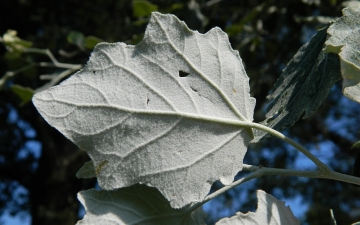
[324,7,360,103]
[32,12,255,208]
[76,184,206,225]
[215,190,300,225]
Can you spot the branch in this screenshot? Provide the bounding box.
[0,63,36,89]
[171,116,329,173]
[0,48,82,91]
[203,0,223,7]
[35,67,82,93]
[24,48,82,69]
[188,164,360,212]
[241,121,332,173]
[242,164,360,185]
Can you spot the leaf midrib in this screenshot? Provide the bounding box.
[153,12,249,122]
[38,97,251,129]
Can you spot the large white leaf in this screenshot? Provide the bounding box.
[324,7,360,103]
[32,12,255,208]
[77,184,206,225]
[215,190,299,225]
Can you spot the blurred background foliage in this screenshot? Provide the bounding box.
[1,0,360,224]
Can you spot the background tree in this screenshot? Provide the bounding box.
[1,0,359,224]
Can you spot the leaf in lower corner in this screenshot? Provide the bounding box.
[11,84,34,104]
[32,12,255,208]
[324,7,360,103]
[253,24,341,142]
[215,190,299,225]
[76,184,206,225]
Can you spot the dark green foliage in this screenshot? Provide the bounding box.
[1,0,360,225]
[253,25,341,142]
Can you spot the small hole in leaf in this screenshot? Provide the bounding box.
[190,86,198,92]
[93,71,96,74]
[179,71,189,77]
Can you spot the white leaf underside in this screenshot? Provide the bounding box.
[76,184,206,225]
[215,190,300,225]
[33,12,255,208]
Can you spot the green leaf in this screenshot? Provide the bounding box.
[324,7,360,103]
[11,84,34,104]
[133,0,158,17]
[352,141,360,149]
[171,3,184,11]
[132,17,150,26]
[253,25,341,142]
[131,34,144,45]
[67,31,85,46]
[77,184,206,225]
[2,30,32,55]
[76,161,96,179]
[215,190,299,225]
[4,51,21,60]
[67,31,102,50]
[83,36,102,50]
[225,4,264,36]
[32,12,255,208]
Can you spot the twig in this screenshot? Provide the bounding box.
[0,48,83,91]
[242,121,332,173]
[330,209,337,225]
[24,48,82,69]
[35,67,82,93]
[187,164,360,212]
[203,0,223,7]
[0,63,36,89]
